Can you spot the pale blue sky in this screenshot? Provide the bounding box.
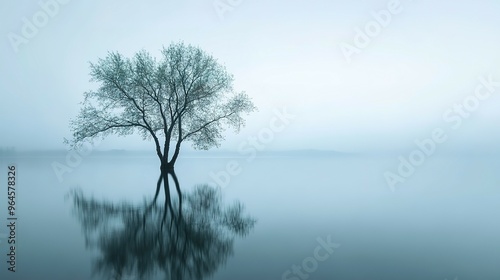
[1,0,500,153]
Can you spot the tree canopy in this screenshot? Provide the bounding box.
[68,42,255,170]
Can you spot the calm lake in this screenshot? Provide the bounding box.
[0,151,499,279]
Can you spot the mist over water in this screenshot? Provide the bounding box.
[0,151,498,279]
[2,1,500,279]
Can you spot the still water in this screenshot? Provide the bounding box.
[0,151,499,279]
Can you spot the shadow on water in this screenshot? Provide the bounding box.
[70,171,256,280]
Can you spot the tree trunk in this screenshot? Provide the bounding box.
[153,166,182,221]
[168,142,182,167]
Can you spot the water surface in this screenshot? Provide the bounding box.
[0,151,499,279]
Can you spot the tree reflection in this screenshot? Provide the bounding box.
[71,174,256,280]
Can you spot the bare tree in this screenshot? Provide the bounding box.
[67,42,255,192]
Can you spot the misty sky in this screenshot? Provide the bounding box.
[1,0,500,153]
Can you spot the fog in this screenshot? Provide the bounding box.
[2,3,500,278]
[1,0,500,153]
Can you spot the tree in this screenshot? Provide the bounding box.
[67,42,255,192]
